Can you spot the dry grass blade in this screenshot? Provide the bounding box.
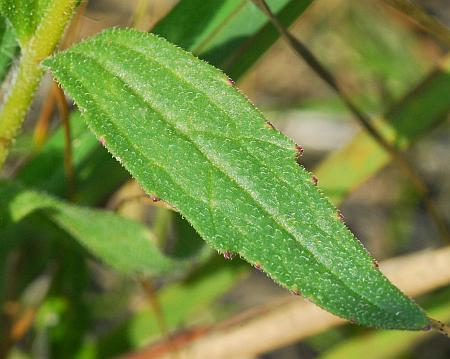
[121,246,450,359]
[383,0,450,48]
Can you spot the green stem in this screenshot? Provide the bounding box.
[0,0,78,169]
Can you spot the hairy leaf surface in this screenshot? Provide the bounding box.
[44,28,429,330]
[0,180,179,276]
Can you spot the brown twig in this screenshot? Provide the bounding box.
[9,308,37,341]
[139,279,180,359]
[139,279,170,339]
[0,273,51,358]
[61,0,88,50]
[121,246,450,359]
[251,0,449,243]
[0,307,38,358]
[33,90,56,149]
[119,327,210,359]
[383,0,450,48]
[52,82,75,198]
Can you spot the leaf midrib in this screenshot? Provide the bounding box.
[74,37,373,268]
[58,46,399,316]
[75,39,331,225]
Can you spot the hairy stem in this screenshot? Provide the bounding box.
[0,0,78,169]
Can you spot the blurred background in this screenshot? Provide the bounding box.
[2,0,450,358]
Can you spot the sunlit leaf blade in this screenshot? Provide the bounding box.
[153,0,242,52]
[44,28,429,330]
[153,0,313,78]
[16,0,313,200]
[0,0,51,46]
[0,180,180,276]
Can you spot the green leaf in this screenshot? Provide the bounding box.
[0,15,18,81]
[0,180,180,276]
[44,28,429,330]
[16,0,313,201]
[0,0,52,46]
[154,0,313,78]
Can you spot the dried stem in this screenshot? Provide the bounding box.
[53,83,75,197]
[139,279,171,342]
[251,0,449,243]
[33,89,57,149]
[122,246,450,359]
[429,318,450,337]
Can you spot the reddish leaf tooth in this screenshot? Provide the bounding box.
[311,175,318,186]
[150,195,160,203]
[227,78,235,86]
[99,136,106,146]
[291,289,301,296]
[337,210,345,221]
[295,144,304,158]
[372,259,379,269]
[223,251,234,260]
[254,263,262,271]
